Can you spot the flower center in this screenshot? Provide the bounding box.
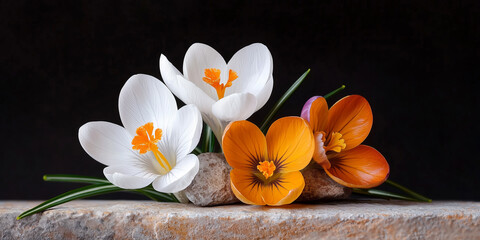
[321,131,346,153]
[202,68,238,99]
[131,122,172,172]
[257,160,276,179]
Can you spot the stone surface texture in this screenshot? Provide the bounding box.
[2,200,479,239]
[297,167,351,202]
[184,153,238,206]
[185,153,351,206]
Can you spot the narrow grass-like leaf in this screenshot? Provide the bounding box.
[352,188,418,201]
[134,188,176,202]
[202,125,213,152]
[17,183,178,219]
[385,179,432,202]
[260,69,310,133]
[17,184,122,219]
[193,147,203,155]
[43,174,177,202]
[208,129,215,152]
[169,192,180,202]
[323,84,345,100]
[43,174,110,184]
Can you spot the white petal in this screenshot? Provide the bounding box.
[104,165,158,189]
[200,112,225,145]
[212,92,257,122]
[160,54,216,114]
[254,75,273,111]
[78,122,137,166]
[157,104,202,167]
[183,43,227,100]
[152,154,199,193]
[169,105,202,157]
[119,74,177,136]
[159,54,183,80]
[225,43,273,97]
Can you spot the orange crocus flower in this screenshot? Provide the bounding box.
[222,117,314,205]
[301,95,389,188]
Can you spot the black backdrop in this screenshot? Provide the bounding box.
[1,1,479,200]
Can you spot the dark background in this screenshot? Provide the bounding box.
[1,1,479,200]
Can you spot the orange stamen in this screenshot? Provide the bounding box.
[202,68,238,99]
[132,122,172,171]
[257,161,276,179]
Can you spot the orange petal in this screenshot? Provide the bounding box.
[326,95,373,150]
[261,171,305,206]
[222,120,268,170]
[327,95,373,150]
[325,145,389,188]
[308,97,329,132]
[266,117,314,172]
[230,169,265,205]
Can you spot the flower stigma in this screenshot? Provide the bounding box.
[257,160,276,179]
[131,122,172,172]
[202,68,238,99]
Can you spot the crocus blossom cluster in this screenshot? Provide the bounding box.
[18,42,421,222]
[78,43,389,206]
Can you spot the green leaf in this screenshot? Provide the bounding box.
[352,188,418,201]
[385,179,432,202]
[208,132,215,152]
[323,84,345,100]
[17,182,178,220]
[202,125,215,152]
[260,69,310,133]
[43,174,178,202]
[133,188,176,202]
[43,174,110,184]
[17,184,122,219]
[193,147,203,155]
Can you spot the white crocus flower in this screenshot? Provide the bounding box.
[160,43,273,143]
[78,74,202,202]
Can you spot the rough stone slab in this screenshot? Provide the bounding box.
[1,200,479,239]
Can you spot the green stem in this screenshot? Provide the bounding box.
[385,179,432,202]
[260,69,310,133]
[323,85,345,100]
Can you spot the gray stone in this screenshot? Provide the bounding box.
[185,153,350,206]
[2,200,480,239]
[184,153,238,206]
[297,167,351,202]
